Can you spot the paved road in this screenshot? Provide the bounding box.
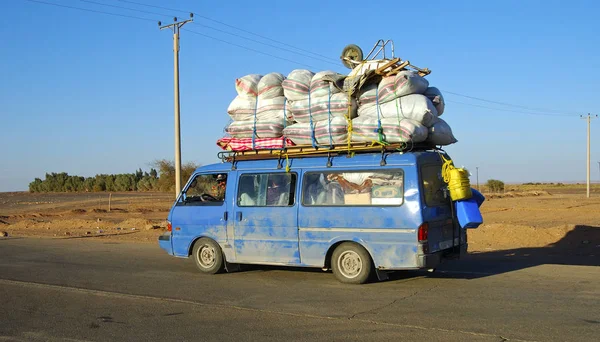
[0,238,598,342]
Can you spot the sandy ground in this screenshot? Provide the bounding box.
[0,190,599,256]
[0,192,172,243]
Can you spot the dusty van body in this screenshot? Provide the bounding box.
[159,151,471,284]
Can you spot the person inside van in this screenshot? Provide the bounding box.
[210,174,227,201]
[328,173,373,194]
[238,178,256,206]
[266,175,290,206]
[304,173,324,205]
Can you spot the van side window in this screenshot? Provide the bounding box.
[302,170,404,206]
[237,173,297,207]
[181,173,227,205]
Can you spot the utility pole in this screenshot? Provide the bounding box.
[581,114,598,198]
[476,167,479,191]
[159,14,194,198]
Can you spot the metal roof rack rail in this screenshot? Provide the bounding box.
[216,142,441,163]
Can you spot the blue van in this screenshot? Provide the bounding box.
[158,148,474,284]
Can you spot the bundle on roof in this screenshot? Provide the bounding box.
[217,57,458,151]
[351,117,428,144]
[225,73,291,144]
[282,117,348,146]
[357,94,438,128]
[281,69,354,146]
[357,71,429,107]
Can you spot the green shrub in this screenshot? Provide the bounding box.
[486,179,505,193]
[153,159,199,192]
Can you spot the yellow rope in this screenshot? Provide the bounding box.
[285,153,290,173]
[438,152,472,201]
[439,153,454,183]
[345,61,368,154]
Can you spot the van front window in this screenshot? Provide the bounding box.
[180,173,228,205]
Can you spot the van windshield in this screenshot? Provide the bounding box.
[421,164,448,207]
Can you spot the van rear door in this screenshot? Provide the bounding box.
[420,163,461,254]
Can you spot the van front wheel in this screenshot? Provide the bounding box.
[192,238,224,274]
[331,243,373,284]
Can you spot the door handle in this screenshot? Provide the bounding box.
[236,212,243,221]
[223,211,228,221]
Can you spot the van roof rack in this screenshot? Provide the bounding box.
[217,142,441,162]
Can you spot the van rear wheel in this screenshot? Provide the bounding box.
[192,238,224,274]
[331,243,373,284]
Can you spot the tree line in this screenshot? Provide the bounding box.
[28,160,198,193]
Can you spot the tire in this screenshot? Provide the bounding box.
[331,242,373,284]
[192,238,225,274]
[341,44,364,69]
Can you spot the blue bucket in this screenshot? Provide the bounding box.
[455,188,485,229]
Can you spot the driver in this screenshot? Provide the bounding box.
[211,174,227,200]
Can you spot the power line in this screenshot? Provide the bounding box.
[190,22,340,67]
[21,0,156,21]
[115,0,196,14]
[83,0,338,65]
[78,0,177,18]
[117,0,339,63]
[77,0,332,66]
[24,0,318,68]
[445,99,576,117]
[183,28,317,69]
[97,1,598,118]
[78,0,339,66]
[442,89,577,115]
[20,0,594,118]
[111,1,593,118]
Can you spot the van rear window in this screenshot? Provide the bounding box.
[421,164,448,206]
[302,170,404,206]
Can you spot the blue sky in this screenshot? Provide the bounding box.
[1,0,599,192]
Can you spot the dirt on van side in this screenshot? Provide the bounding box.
[0,191,599,257]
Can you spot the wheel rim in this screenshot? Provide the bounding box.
[196,244,216,269]
[337,250,363,279]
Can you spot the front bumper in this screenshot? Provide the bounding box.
[417,243,468,269]
[158,232,173,255]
